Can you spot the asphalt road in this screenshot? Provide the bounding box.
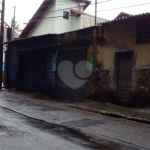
[0,90,149,150]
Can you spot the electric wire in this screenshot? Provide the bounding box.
[18,26,150,41]
[26,0,115,18]
[19,2,150,25]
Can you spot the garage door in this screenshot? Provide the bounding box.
[56,48,87,101]
[19,52,47,92]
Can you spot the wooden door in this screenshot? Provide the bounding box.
[116,51,132,101]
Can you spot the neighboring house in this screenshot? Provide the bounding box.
[114,12,132,20]
[6,12,150,107]
[93,12,150,107]
[20,0,107,38]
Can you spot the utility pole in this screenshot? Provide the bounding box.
[0,0,5,88]
[95,0,97,25]
[93,0,97,96]
[12,6,16,40]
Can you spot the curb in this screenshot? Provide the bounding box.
[67,104,150,125]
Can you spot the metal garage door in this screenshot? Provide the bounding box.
[19,52,47,92]
[19,53,34,91]
[56,48,87,101]
[33,53,47,92]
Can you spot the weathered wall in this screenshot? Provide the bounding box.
[86,43,114,102]
[7,44,19,88]
[96,19,150,106]
[46,50,57,97]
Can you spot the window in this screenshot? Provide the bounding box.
[63,11,69,20]
[137,20,150,44]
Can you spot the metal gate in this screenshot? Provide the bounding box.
[56,48,87,101]
[19,52,47,92]
[115,51,132,101]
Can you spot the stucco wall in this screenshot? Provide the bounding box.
[28,0,84,37]
[28,1,56,36]
[96,20,150,106]
[82,15,107,28]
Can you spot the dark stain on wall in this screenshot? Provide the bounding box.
[86,67,114,102]
[46,71,56,97]
[132,69,150,107]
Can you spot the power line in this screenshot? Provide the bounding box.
[20,3,150,23]
[88,2,150,13]
[17,27,150,42]
[30,0,114,18]
[20,2,150,25]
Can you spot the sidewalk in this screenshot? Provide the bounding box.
[67,100,150,124]
[2,89,150,124]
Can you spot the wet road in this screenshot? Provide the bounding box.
[0,91,149,150]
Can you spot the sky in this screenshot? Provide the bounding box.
[4,0,150,27]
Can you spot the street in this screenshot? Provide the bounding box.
[0,90,150,150]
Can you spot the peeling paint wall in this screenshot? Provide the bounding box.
[86,42,114,102]
[96,18,150,106]
[86,45,94,96]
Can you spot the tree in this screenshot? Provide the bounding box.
[11,18,20,30]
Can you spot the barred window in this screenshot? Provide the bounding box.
[137,20,150,44]
[63,11,69,20]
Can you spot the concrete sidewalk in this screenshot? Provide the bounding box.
[3,89,150,124]
[67,101,150,124]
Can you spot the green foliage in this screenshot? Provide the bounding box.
[11,18,21,30]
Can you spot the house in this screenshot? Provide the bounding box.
[6,12,150,107]
[91,12,150,107]
[20,0,107,38]
[114,12,132,20]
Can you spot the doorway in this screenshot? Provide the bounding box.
[115,51,132,101]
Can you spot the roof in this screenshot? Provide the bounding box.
[70,8,84,15]
[8,25,98,44]
[70,8,108,23]
[20,0,53,38]
[114,12,132,20]
[102,12,150,25]
[82,0,91,10]
[20,0,91,38]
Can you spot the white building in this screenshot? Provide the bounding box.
[20,0,107,38]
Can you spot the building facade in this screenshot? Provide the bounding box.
[6,13,150,107]
[20,0,107,38]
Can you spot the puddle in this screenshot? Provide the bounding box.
[26,117,116,150]
[0,105,140,150]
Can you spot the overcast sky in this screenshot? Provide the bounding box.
[4,0,150,26]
